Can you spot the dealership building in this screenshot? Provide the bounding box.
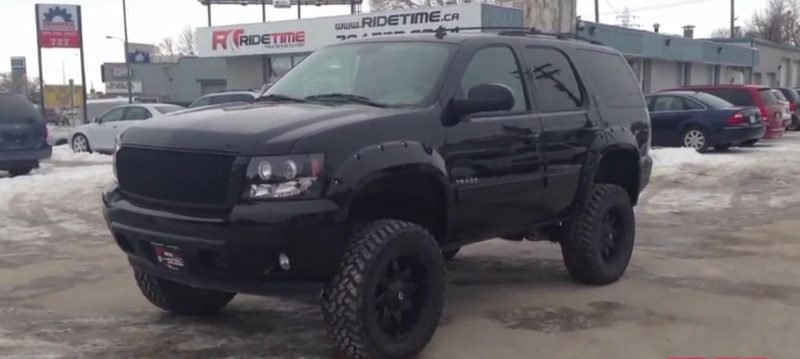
[196,3,524,90]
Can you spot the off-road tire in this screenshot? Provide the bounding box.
[134,269,236,315]
[8,167,33,177]
[322,220,445,359]
[560,184,635,285]
[442,248,460,260]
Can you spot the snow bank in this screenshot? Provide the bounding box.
[50,145,112,163]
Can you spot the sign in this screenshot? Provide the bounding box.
[10,57,26,72]
[36,4,81,48]
[197,3,482,57]
[274,0,291,8]
[127,43,158,64]
[105,81,143,94]
[112,67,129,78]
[43,84,84,109]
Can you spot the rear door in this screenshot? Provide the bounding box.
[522,46,594,214]
[112,106,153,144]
[0,95,47,152]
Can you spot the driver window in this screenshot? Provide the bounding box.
[100,108,126,123]
[459,46,527,111]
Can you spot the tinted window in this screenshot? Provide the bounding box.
[692,92,734,109]
[189,96,211,108]
[759,89,778,105]
[99,108,126,123]
[651,96,693,112]
[779,88,800,102]
[460,46,527,111]
[155,105,184,114]
[577,49,643,108]
[0,94,43,124]
[525,48,583,112]
[124,107,152,121]
[209,94,255,105]
[699,89,754,106]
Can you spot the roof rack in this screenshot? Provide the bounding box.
[432,26,604,45]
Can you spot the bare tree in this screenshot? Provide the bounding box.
[369,0,468,12]
[177,26,197,56]
[710,27,731,38]
[748,0,800,45]
[158,37,176,56]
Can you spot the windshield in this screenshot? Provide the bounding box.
[693,92,734,109]
[265,42,453,107]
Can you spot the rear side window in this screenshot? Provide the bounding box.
[759,89,778,105]
[577,49,642,108]
[693,92,734,109]
[524,47,584,112]
[0,94,43,124]
[124,107,152,121]
[699,89,754,106]
[650,96,698,112]
[779,88,800,102]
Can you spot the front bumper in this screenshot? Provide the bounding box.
[0,146,51,170]
[102,182,346,295]
[713,124,764,145]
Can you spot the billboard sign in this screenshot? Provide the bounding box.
[36,4,81,48]
[197,3,482,57]
[127,43,158,64]
[105,81,143,94]
[11,57,26,72]
[43,84,84,109]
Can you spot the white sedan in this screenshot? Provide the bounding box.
[70,103,184,153]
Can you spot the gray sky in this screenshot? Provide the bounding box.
[1,0,763,92]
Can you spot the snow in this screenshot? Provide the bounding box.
[49,145,112,163]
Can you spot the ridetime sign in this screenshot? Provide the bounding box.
[36,4,81,48]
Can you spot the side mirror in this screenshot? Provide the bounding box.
[446,83,515,125]
[93,117,101,124]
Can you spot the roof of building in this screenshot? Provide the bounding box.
[708,36,800,54]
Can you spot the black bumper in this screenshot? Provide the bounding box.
[102,182,346,295]
[712,125,764,145]
[0,146,51,170]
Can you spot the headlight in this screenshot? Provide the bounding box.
[244,154,324,199]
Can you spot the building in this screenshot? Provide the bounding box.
[577,21,758,94]
[101,57,227,106]
[196,3,523,90]
[710,37,800,88]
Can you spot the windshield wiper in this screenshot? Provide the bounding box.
[305,93,388,108]
[256,93,307,103]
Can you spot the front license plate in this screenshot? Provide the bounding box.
[153,243,184,270]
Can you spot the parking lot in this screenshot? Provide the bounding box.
[2,137,800,358]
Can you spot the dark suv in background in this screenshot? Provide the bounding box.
[777,87,800,131]
[105,31,652,358]
[0,93,51,176]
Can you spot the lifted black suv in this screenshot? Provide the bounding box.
[103,31,652,358]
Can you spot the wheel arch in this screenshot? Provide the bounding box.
[576,141,642,207]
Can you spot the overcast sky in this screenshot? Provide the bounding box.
[0,0,763,92]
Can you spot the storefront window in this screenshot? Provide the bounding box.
[268,55,293,83]
[266,42,453,106]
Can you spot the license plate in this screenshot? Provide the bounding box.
[153,243,184,270]
[749,115,758,124]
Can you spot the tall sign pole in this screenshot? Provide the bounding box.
[594,0,599,22]
[77,6,88,123]
[123,0,133,104]
[730,0,735,38]
[35,4,46,116]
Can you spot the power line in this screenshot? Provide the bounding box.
[603,0,620,16]
[600,0,715,15]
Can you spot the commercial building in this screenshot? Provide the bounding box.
[101,57,227,106]
[196,3,523,90]
[711,37,800,88]
[576,21,758,94]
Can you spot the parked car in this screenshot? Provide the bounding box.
[70,103,184,153]
[0,93,51,176]
[776,87,800,130]
[106,32,652,358]
[773,89,794,129]
[187,91,258,109]
[646,91,763,152]
[674,84,787,143]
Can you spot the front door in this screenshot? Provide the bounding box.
[91,107,127,151]
[443,44,545,241]
[522,46,597,215]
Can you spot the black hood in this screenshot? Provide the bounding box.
[120,102,385,155]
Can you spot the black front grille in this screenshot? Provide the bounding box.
[116,147,236,205]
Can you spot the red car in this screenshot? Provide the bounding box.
[667,85,786,141]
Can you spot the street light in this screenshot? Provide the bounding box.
[105,34,133,104]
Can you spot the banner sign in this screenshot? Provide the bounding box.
[105,81,143,94]
[197,3,482,57]
[36,4,81,48]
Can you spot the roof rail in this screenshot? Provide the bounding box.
[433,26,604,45]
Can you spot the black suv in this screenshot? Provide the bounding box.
[1,93,51,176]
[104,32,652,358]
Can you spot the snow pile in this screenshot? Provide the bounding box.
[50,145,112,163]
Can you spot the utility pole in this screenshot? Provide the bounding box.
[207,1,212,27]
[123,0,132,104]
[297,0,301,19]
[730,0,735,38]
[262,0,266,22]
[595,0,599,22]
